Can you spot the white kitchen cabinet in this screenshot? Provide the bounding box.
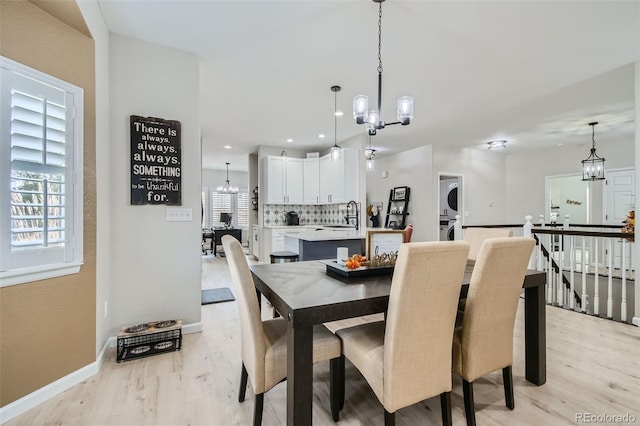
[264,156,304,204]
[319,148,358,203]
[285,158,304,204]
[303,157,320,204]
[271,228,286,252]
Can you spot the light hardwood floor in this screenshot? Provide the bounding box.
[6,253,640,425]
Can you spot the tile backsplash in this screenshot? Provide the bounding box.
[263,203,359,226]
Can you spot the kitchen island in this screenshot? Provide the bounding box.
[283,228,365,261]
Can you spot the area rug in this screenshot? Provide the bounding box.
[201,288,235,305]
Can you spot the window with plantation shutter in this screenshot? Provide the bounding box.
[202,187,249,241]
[1,56,84,287]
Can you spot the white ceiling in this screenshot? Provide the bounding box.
[97,0,639,172]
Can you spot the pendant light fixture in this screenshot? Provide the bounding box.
[330,85,342,161]
[365,134,376,171]
[217,162,238,194]
[581,122,605,181]
[353,0,414,136]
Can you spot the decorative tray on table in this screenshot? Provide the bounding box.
[324,260,395,278]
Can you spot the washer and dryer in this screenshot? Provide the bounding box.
[439,178,459,241]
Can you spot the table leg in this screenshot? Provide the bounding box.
[287,321,313,425]
[524,282,546,385]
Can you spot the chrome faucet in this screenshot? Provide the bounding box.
[345,200,359,231]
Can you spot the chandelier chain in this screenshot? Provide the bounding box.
[377,1,383,73]
[591,123,596,150]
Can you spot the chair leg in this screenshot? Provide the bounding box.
[503,366,515,410]
[239,363,248,402]
[330,356,344,421]
[253,393,264,426]
[440,391,452,426]
[462,379,476,426]
[339,355,345,410]
[384,409,395,426]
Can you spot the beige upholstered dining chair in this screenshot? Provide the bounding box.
[463,227,513,262]
[336,241,470,426]
[222,235,344,425]
[452,237,535,426]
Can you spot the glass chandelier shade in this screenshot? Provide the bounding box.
[217,162,238,194]
[581,122,605,181]
[365,135,375,171]
[353,0,414,136]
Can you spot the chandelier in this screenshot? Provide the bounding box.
[353,0,414,136]
[581,122,605,181]
[217,162,238,194]
[330,85,342,161]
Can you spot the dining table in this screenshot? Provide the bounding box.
[249,260,546,426]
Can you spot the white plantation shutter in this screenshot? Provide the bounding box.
[10,87,68,251]
[236,192,249,229]
[203,189,249,232]
[1,56,84,286]
[211,192,232,226]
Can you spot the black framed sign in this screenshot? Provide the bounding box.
[130,115,181,205]
[393,186,408,201]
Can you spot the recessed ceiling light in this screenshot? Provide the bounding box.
[487,140,507,150]
[318,134,326,139]
[286,138,293,143]
[557,143,565,146]
[334,111,344,117]
[223,145,232,149]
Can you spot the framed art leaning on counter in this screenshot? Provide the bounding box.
[366,229,405,259]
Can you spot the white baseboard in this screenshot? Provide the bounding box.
[632,316,640,327]
[0,322,201,424]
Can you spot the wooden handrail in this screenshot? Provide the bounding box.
[532,228,633,240]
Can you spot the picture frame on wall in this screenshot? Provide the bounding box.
[393,186,408,201]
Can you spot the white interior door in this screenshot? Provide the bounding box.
[604,169,635,225]
[604,168,634,270]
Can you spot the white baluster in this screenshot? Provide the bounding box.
[454,215,462,240]
[569,235,575,310]
[593,237,599,316]
[524,215,535,269]
[607,238,613,319]
[562,216,569,305]
[581,236,587,313]
[524,215,533,237]
[621,239,627,322]
[537,215,545,271]
[557,233,564,306]
[547,234,555,304]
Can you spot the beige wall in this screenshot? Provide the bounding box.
[0,0,96,406]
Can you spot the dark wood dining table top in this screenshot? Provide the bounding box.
[250,260,545,326]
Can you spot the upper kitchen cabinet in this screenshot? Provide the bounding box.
[319,148,358,203]
[264,156,304,204]
[303,157,320,204]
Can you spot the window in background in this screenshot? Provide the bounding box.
[0,56,84,287]
[202,189,249,231]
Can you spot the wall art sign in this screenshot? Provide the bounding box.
[130,115,181,205]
